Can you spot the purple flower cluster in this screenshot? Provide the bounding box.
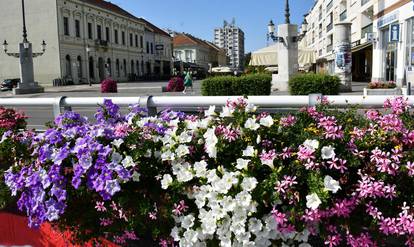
[4,100,146,227]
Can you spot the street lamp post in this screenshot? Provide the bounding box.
[2,0,45,94]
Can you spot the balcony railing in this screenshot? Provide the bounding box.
[340,10,347,21]
[326,0,333,12]
[327,44,333,53]
[361,23,373,39]
[327,23,333,32]
[95,39,108,47]
[361,0,370,6]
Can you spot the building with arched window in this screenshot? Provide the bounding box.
[0,0,173,86]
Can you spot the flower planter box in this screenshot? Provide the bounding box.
[363,88,401,96]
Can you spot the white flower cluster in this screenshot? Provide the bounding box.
[156,102,312,246]
[171,168,284,247]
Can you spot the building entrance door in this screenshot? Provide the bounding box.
[382,28,397,82]
[386,49,396,81]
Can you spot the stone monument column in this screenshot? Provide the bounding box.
[271,0,299,91]
[13,42,44,95]
[334,22,352,92]
[271,24,298,91]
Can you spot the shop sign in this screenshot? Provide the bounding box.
[155,44,164,51]
[390,24,400,42]
[351,40,361,48]
[377,11,399,28]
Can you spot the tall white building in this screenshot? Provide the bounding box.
[214,20,245,70]
[0,0,172,85]
[301,0,374,82]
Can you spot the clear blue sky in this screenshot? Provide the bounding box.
[110,0,314,53]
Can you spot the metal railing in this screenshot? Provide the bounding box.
[0,95,413,119]
[327,23,333,32]
[361,0,370,6]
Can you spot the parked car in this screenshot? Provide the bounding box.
[1,78,20,91]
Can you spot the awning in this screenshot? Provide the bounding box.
[351,42,373,53]
[211,66,234,73]
[249,44,316,67]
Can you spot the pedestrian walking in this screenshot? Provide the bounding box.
[183,70,193,94]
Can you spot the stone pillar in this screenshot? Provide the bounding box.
[334,22,352,92]
[13,43,44,95]
[271,24,298,91]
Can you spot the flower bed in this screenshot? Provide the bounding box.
[368,81,397,89]
[166,77,185,92]
[4,97,414,246]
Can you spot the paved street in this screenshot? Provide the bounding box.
[0,80,203,129]
[0,80,367,129]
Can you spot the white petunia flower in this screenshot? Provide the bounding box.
[220,196,236,212]
[324,175,341,193]
[176,144,190,158]
[179,131,193,143]
[244,118,260,130]
[241,177,258,192]
[161,174,173,189]
[170,226,181,241]
[194,160,208,178]
[181,214,195,229]
[303,139,320,150]
[205,105,217,116]
[204,128,218,158]
[306,193,322,210]
[242,146,256,157]
[321,145,336,160]
[259,115,274,127]
[183,229,199,243]
[236,158,250,170]
[176,163,194,182]
[220,106,234,118]
[111,139,124,148]
[161,150,175,161]
[132,171,141,182]
[121,156,135,168]
[248,218,263,233]
[236,191,252,208]
[186,120,199,130]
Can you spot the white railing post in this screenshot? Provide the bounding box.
[309,94,322,106]
[139,96,157,116]
[53,96,71,118]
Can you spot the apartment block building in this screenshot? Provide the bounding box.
[302,0,374,82]
[0,0,173,85]
[214,20,245,70]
